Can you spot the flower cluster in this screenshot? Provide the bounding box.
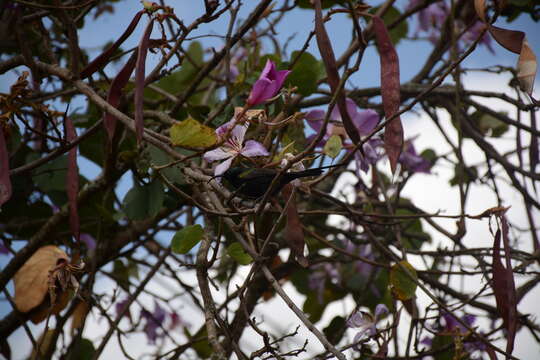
[116,299,188,344]
[305,98,384,174]
[204,60,290,175]
[408,0,494,52]
[421,312,486,359]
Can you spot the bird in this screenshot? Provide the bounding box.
[216,164,342,199]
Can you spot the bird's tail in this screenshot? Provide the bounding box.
[289,163,344,179]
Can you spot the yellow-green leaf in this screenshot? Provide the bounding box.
[390,260,418,301]
[227,242,252,265]
[323,135,342,159]
[170,117,217,149]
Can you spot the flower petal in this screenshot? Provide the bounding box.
[214,157,234,176]
[231,122,249,144]
[247,78,275,106]
[274,69,291,89]
[259,59,274,80]
[216,119,235,137]
[330,97,358,122]
[204,148,233,162]
[240,140,269,157]
[305,109,326,133]
[375,304,389,318]
[354,109,379,135]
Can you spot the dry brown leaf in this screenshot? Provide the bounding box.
[474,0,537,95]
[471,205,511,219]
[518,39,537,95]
[30,329,55,360]
[70,301,90,335]
[30,290,71,324]
[234,107,267,124]
[14,245,68,313]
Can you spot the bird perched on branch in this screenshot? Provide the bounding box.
[215,164,342,199]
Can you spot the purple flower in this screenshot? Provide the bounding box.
[141,302,167,344]
[305,98,383,173]
[247,60,290,106]
[226,47,247,81]
[306,98,379,139]
[399,141,431,173]
[0,240,9,255]
[115,297,132,321]
[348,304,388,345]
[355,139,384,174]
[308,263,341,303]
[203,119,269,176]
[80,233,96,251]
[463,21,494,53]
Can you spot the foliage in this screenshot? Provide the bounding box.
[0,0,539,359]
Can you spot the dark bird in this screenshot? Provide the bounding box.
[217,164,342,199]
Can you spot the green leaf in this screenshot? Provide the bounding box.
[370,6,409,45]
[184,327,212,358]
[282,121,307,153]
[171,224,204,254]
[390,260,418,301]
[290,269,311,295]
[122,180,164,220]
[471,110,509,137]
[323,135,342,159]
[170,117,217,149]
[449,164,478,186]
[432,335,455,360]
[227,242,253,265]
[303,294,327,323]
[323,316,346,345]
[67,338,95,360]
[148,145,185,184]
[33,155,68,192]
[286,51,324,96]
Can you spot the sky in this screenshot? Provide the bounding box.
[1,0,540,359]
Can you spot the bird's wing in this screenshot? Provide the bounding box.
[238,168,277,180]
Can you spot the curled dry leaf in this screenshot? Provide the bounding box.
[79,10,144,78]
[373,16,403,174]
[135,18,155,145]
[474,0,537,95]
[313,0,360,144]
[71,301,90,335]
[104,50,138,142]
[14,245,69,313]
[14,245,84,324]
[281,183,308,267]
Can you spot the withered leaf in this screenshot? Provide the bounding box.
[14,245,69,313]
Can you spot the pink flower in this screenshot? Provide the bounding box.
[305,98,383,173]
[463,21,494,54]
[203,119,269,176]
[247,60,290,106]
[348,304,389,345]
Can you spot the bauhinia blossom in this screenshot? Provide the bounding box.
[203,119,269,176]
[348,304,389,345]
[399,140,432,174]
[247,60,290,106]
[305,98,383,173]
